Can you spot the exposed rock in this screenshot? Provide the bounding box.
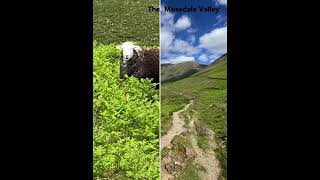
[181,130,189,136]
[164,161,175,174]
[164,161,183,175]
[196,126,211,136]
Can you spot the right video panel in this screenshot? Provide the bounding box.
[160,0,227,179]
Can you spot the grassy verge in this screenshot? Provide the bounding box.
[177,159,203,180]
[180,107,192,128]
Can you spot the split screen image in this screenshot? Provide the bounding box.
[93,0,227,179]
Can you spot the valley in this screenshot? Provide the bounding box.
[161,54,227,180]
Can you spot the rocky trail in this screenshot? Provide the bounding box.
[160,90,220,180]
[160,100,193,151]
[190,119,220,180]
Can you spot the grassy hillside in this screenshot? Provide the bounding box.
[93,0,159,46]
[161,61,207,83]
[161,55,227,180]
[93,42,159,179]
[193,54,227,78]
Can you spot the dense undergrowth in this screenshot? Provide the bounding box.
[93,42,159,179]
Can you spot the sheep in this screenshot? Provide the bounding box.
[116,42,159,86]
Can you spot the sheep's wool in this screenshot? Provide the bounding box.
[119,44,159,84]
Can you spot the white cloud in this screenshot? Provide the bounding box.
[161,30,175,55]
[199,26,227,54]
[198,54,208,62]
[174,16,191,31]
[172,39,200,56]
[161,12,174,31]
[187,28,197,34]
[161,11,198,59]
[163,55,195,64]
[216,0,227,6]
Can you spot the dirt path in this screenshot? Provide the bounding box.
[190,119,220,180]
[160,166,173,180]
[160,100,193,180]
[161,87,220,180]
[160,100,193,151]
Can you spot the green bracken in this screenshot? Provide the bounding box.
[93,42,159,179]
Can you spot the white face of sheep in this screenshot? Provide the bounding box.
[116,42,141,62]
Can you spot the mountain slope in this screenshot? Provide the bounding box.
[192,54,227,78]
[161,61,207,83]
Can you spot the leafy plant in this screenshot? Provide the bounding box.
[93,42,159,179]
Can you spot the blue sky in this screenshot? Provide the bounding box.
[161,0,227,65]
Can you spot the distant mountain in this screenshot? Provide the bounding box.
[161,61,207,83]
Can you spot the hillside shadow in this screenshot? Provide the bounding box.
[202,76,227,80]
[161,69,201,83]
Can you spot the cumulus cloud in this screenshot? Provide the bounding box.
[198,54,208,62]
[163,55,195,64]
[161,10,197,61]
[174,16,191,31]
[160,5,227,65]
[161,30,175,55]
[199,26,227,54]
[161,11,175,32]
[172,39,199,56]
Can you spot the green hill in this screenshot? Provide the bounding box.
[192,54,227,78]
[161,61,207,83]
[161,55,227,180]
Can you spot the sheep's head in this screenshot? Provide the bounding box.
[116,41,141,62]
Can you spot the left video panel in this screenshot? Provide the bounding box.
[93,0,160,179]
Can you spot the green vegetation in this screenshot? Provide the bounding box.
[171,135,192,163]
[93,42,159,179]
[93,0,159,47]
[180,108,192,128]
[215,146,227,180]
[177,159,203,180]
[161,55,227,180]
[161,146,170,159]
[93,0,160,178]
[161,87,189,135]
[196,135,210,151]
